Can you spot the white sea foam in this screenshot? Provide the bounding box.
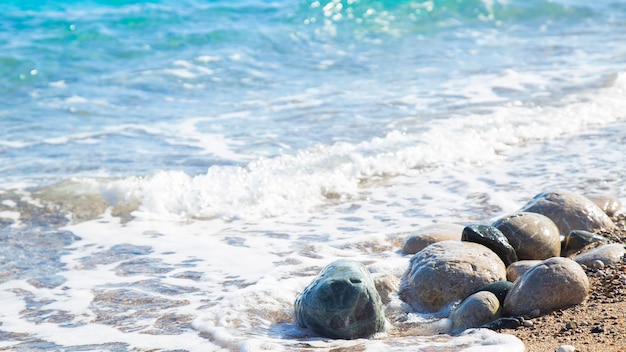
[95,71,626,222]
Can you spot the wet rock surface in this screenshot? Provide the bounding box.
[585,193,622,217]
[504,257,589,317]
[573,243,625,267]
[294,259,385,339]
[401,223,464,255]
[493,212,561,260]
[506,260,542,282]
[461,224,518,266]
[471,280,514,306]
[520,191,615,237]
[399,241,506,313]
[561,230,609,255]
[449,291,501,332]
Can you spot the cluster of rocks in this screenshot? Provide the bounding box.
[294,190,626,340]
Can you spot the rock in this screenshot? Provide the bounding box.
[449,291,501,332]
[562,230,609,255]
[590,260,605,270]
[556,345,576,352]
[401,224,464,255]
[573,243,625,267]
[480,317,521,330]
[506,260,542,282]
[399,241,506,313]
[294,259,385,339]
[586,193,622,217]
[492,212,561,260]
[503,257,589,317]
[471,281,514,306]
[519,191,615,237]
[372,273,399,305]
[462,224,518,266]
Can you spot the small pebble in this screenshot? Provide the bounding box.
[590,326,604,333]
[556,344,576,352]
[592,260,605,270]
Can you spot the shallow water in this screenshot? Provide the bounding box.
[1,0,626,350]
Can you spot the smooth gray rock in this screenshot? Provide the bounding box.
[492,212,561,260]
[586,193,622,217]
[574,243,625,267]
[503,257,589,317]
[450,291,501,332]
[399,241,506,313]
[462,224,518,266]
[294,259,385,339]
[402,223,464,255]
[506,260,541,282]
[562,230,609,255]
[519,191,615,237]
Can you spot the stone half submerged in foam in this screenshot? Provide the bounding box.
[294,259,385,339]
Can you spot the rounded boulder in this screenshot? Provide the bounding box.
[450,291,502,332]
[402,223,464,255]
[492,212,561,260]
[503,257,589,317]
[506,260,541,282]
[519,191,615,237]
[294,259,385,339]
[399,241,506,313]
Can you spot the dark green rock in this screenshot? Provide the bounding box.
[472,280,514,306]
[480,317,521,330]
[562,230,609,254]
[462,224,518,266]
[294,259,385,339]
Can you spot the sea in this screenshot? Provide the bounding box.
[1,0,625,350]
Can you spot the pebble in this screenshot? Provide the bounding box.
[556,345,576,352]
[479,317,521,330]
[574,243,625,267]
[591,260,604,270]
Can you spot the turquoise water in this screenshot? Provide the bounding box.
[1,1,626,350]
[2,0,625,184]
